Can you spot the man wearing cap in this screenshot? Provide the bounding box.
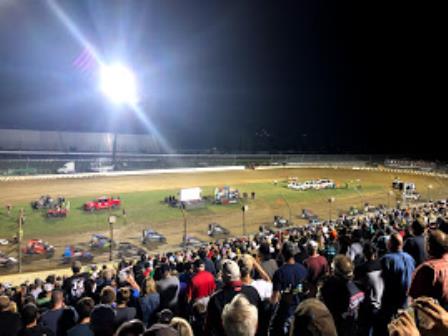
[0,295,22,336]
[187,259,216,304]
[303,240,329,297]
[205,259,261,336]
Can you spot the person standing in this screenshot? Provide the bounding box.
[40,290,65,335]
[303,240,329,297]
[270,242,308,336]
[377,233,415,335]
[409,229,448,309]
[187,259,216,304]
[404,219,427,266]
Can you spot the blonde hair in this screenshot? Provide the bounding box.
[222,294,258,336]
[170,317,194,336]
[144,277,157,295]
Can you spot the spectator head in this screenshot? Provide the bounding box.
[291,298,337,336]
[0,296,10,312]
[0,295,16,313]
[388,233,403,252]
[222,259,241,283]
[115,319,145,336]
[193,259,205,272]
[21,303,39,326]
[222,294,258,336]
[169,317,194,336]
[102,269,113,281]
[0,295,11,312]
[144,324,177,336]
[281,241,297,261]
[363,242,377,261]
[238,258,251,279]
[160,263,171,278]
[143,277,157,295]
[411,219,426,236]
[258,242,271,259]
[71,260,82,274]
[57,307,78,335]
[51,289,64,307]
[332,255,354,280]
[158,309,174,324]
[117,287,132,305]
[198,248,207,259]
[307,240,319,255]
[90,305,115,336]
[427,230,448,258]
[75,297,94,321]
[100,286,116,305]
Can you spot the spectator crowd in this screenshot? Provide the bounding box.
[2,200,448,336]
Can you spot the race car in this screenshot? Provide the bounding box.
[47,207,68,218]
[141,229,167,244]
[208,223,230,237]
[308,218,321,226]
[31,195,65,210]
[0,252,17,268]
[84,196,121,212]
[273,215,289,228]
[301,209,317,220]
[89,234,114,249]
[61,246,94,264]
[117,242,147,258]
[316,179,336,189]
[23,239,55,258]
[31,195,54,209]
[403,191,421,201]
[182,236,205,247]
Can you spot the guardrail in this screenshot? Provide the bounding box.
[0,166,246,182]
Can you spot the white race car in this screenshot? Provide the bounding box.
[316,179,336,189]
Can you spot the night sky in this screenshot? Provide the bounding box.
[0,1,443,157]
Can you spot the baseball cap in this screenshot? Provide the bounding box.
[222,259,241,282]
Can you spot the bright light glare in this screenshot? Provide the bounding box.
[100,64,138,105]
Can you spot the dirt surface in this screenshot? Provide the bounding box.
[1,167,448,277]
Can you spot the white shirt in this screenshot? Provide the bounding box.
[250,279,272,300]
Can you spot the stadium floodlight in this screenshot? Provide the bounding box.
[99,63,138,105]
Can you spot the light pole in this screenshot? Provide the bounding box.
[179,204,188,245]
[328,197,335,222]
[428,184,433,202]
[108,215,116,261]
[241,205,248,236]
[17,208,24,273]
[388,190,394,208]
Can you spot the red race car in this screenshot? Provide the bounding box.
[47,207,68,218]
[23,239,55,257]
[84,196,121,212]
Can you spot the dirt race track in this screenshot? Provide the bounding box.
[1,167,448,278]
